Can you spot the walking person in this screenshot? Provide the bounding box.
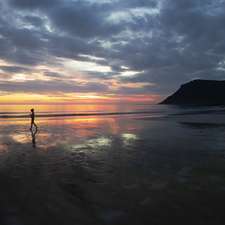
[29,108,38,130]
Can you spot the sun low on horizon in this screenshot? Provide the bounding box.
[0,0,224,104]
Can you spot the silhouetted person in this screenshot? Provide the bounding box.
[30,129,37,148]
[29,108,38,130]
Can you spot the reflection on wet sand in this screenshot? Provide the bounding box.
[30,129,37,148]
[0,115,225,224]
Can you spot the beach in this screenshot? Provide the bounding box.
[0,105,225,224]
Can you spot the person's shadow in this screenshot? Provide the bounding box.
[30,129,38,148]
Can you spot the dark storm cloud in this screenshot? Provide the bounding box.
[0,12,48,66]
[118,0,158,8]
[0,66,32,73]
[22,15,45,27]
[6,28,42,50]
[8,0,58,9]
[7,0,157,40]
[1,0,225,98]
[48,3,123,39]
[8,0,124,38]
[5,49,47,66]
[44,72,64,78]
[1,1,108,66]
[46,34,102,61]
[0,79,109,94]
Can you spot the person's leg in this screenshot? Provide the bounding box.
[29,121,32,130]
[34,122,38,129]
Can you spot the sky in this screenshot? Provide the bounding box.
[0,0,225,104]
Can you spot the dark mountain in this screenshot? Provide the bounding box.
[159,79,225,105]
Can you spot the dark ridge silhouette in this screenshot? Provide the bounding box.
[159,79,225,105]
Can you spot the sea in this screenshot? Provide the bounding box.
[0,103,223,119]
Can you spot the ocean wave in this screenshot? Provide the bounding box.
[0,111,164,119]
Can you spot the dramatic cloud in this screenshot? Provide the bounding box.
[0,0,225,103]
[0,66,32,73]
[0,79,109,94]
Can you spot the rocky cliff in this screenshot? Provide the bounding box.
[159,79,225,105]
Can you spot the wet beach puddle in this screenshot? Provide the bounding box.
[0,116,225,224]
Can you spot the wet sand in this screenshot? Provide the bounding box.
[0,113,225,225]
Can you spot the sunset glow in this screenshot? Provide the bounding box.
[0,0,224,104]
